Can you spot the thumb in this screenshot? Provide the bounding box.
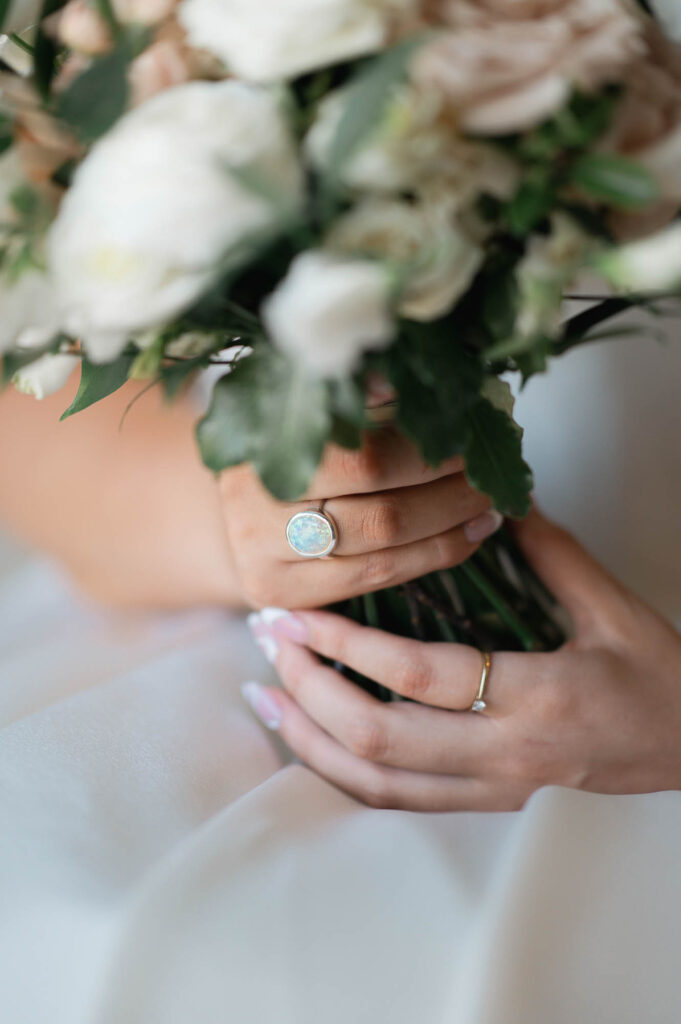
[510,506,631,637]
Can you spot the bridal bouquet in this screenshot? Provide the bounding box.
[1,0,681,689]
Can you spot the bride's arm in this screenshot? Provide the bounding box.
[0,371,501,612]
[0,375,243,608]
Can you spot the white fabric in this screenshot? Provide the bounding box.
[2,323,681,1022]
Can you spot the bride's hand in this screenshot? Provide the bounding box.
[220,427,501,610]
[244,509,681,811]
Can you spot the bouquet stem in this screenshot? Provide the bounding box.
[332,525,569,703]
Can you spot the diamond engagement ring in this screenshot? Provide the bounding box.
[286,507,338,559]
[470,651,493,713]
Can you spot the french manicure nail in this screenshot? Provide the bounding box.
[257,608,309,643]
[464,509,504,544]
[247,612,280,664]
[241,681,283,731]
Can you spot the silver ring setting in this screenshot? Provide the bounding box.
[286,508,338,559]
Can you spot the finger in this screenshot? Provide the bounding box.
[317,475,491,558]
[282,521,500,609]
[305,428,464,500]
[276,639,496,774]
[229,513,496,611]
[511,507,636,637]
[246,684,516,812]
[251,608,522,712]
[220,454,475,562]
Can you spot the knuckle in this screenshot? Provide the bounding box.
[360,496,402,549]
[357,768,395,808]
[218,463,253,501]
[535,676,580,725]
[432,530,466,570]
[363,550,397,589]
[392,653,435,700]
[335,439,384,490]
[500,734,557,786]
[346,714,389,762]
[240,569,281,610]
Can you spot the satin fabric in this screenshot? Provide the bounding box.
[1,326,681,1023]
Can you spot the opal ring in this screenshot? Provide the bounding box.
[286,506,339,559]
[470,651,493,713]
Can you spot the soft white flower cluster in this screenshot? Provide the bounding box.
[2,0,681,397]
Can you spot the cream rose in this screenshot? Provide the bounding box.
[48,81,304,362]
[326,198,483,321]
[415,0,644,134]
[306,83,518,202]
[262,251,395,378]
[178,0,418,83]
[609,23,681,208]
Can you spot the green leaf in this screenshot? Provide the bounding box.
[32,0,69,100]
[570,154,659,210]
[61,353,133,420]
[464,398,533,518]
[56,45,130,142]
[197,349,332,501]
[380,318,483,465]
[325,36,425,190]
[0,0,11,33]
[503,175,556,236]
[0,114,13,156]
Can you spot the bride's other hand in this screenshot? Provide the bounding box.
[244,509,681,811]
[220,427,500,610]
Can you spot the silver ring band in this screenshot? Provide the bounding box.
[286,507,338,559]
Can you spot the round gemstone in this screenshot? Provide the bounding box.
[286,511,336,558]
[471,699,487,713]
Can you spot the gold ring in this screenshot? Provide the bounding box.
[470,651,492,713]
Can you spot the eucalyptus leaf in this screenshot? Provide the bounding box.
[197,348,332,501]
[57,45,130,142]
[61,353,133,420]
[571,154,659,209]
[464,399,533,518]
[325,36,424,191]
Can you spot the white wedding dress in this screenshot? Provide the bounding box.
[1,320,681,1024]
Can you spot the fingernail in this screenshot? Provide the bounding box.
[465,509,504,544]
[241,681,283,731]
[247,612,280,664]
[253,608,309,643]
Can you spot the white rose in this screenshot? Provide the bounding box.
[0,270,59,353]
[13,352,80,400]
[0,150,60,353]
[48,81,303,362]
[418,0,644,134]
[598,223,681,293]
[262,250,395,378]
[649,0,681,41]
[326,198,483,321]
[306,83,518,202]
[178,0,418,83]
